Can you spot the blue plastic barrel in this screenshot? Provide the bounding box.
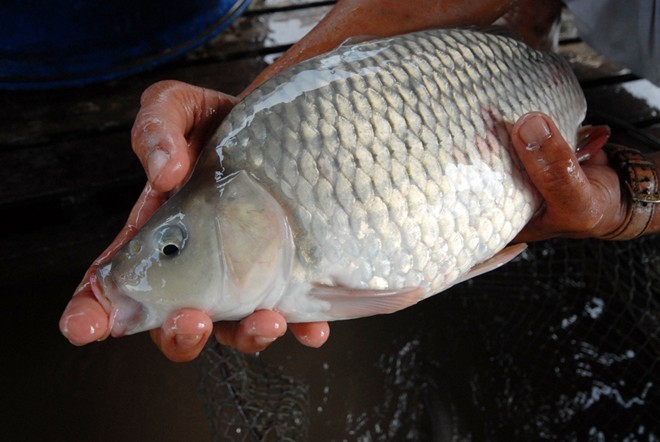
[0,0,250,89]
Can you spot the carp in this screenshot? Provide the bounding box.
[92,28,586,336]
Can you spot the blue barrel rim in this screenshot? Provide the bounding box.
[0,0,252,90]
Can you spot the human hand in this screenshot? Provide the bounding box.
[511,112,627,242]
[59,80,329,361]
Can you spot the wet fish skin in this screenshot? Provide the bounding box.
[95,28,586,336]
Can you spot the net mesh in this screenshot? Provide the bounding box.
[466,237,660,440]
[197,344,310,441]
[197,236,659,441]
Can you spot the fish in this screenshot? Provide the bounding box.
[91,28,586,336]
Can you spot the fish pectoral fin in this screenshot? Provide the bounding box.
[216,171,293,303]
[310,285,425,320]
[453,243,527,286]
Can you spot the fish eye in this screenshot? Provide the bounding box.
[162,244,180,256]
[156,225,186,258]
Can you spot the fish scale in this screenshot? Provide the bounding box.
[216,28,583,296]
[94,28,586,335]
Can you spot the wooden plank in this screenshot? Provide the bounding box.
[5,2,658,217]
[585,80,660,128]
[0,131,142,206]
[1,123,143,261]
[584,78,660,154]
[558,9,580,42]
[560,42,632,85]
[0,56,267,148]
[1,131,144,261]
[5,25,657,204]
[3,180,141,261]
[0,3,333,149]
[0,56,280,206]
[248,0,336,12]
[4,3,647,152]
[185,5,330,61]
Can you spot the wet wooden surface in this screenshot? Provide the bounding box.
[3,1,660,440]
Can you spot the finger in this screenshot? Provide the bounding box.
[60,279,110,345]
[150,309,213,362]
[289,322,330,348]
[214,310,287,353]
[576,125,610,162]
[582,149,609,167]
[131,80,237,192]
[511,112,596,235]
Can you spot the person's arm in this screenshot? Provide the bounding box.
[247,0,515,93]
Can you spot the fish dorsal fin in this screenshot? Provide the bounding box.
[452,243,527,286]
[310,285,425,320]
[472,24,525,42]
[215,171,293,304]
[339,34,382,47]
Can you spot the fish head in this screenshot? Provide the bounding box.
[93,170,294,336]
[93,181,226,336]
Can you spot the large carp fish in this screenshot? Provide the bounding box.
[92,28,586,336]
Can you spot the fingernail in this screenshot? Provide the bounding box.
[147,149,170,182]
[174,333,202,348]
[519,115,552,151]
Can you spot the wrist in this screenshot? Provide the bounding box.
[599,145,660,240]
[647,151,660,235]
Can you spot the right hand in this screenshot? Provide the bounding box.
[511,112,626,242]
[60,80,330,362]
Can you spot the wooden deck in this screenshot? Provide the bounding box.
[3,1,659,440]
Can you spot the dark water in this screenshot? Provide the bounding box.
[198,237,660,441]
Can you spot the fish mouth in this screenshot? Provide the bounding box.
[91,264,148,337]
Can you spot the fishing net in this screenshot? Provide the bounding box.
[196,235,659,441]
[465,236,660,441]
[197,343,310,441]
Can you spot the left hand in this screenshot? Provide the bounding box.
[511,112,626,242]
[60,81,330,361]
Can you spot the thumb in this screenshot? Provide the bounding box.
[511,112,607,239]
[512,112,592,214]
[131,80,237,193]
